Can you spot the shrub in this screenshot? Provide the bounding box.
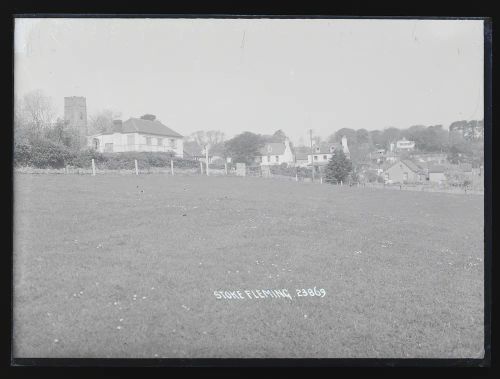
[14,139,74,168]
[67,149,107,168]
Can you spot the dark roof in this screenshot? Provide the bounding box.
[121,118,183,138]
[309,142,340,154]
[259,142,286,155]
[460,163,472,172]
[428,165,446,173]
[295,152,308,160]
[387,160,425,174]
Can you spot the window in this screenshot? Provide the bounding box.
[314,155,318,161]
[104,143,114,152]
[80,112,83,120]
[384,173,389,180]
[127,135,135,146]
[267,155,271,162]
[157,138,163,146]
[275,156,279,163]
[403,172,408,181]
[323,155,327,160]
[146,137,152,145]
[169,139,176,149]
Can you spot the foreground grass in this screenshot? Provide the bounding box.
[13,174,484,358]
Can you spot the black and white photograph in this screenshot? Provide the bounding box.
[12,16,489,362]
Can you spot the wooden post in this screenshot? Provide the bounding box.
[205,145,210,176]
[135,160,138,175]
[224,162,228,175]
[309,129,315,183]
[340,180,343,186]
[295,173,298,182]
[320,177,323,184]
[170,159,174,176]
[91,159,96,176]
[200,161,203,175]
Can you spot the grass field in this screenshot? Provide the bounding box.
[13,174,484,358]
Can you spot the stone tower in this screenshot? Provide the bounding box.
[64,96,88,146]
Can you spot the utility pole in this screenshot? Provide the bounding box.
[309,129,315,182]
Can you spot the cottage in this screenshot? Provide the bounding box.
[257,139,294,166]
[307,143,339,166]
[88,115,184,157]
[428,165,446,184]
[395,137,416,151]
[384,159,426,183]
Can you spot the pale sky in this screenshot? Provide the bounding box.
[14,18,484,144]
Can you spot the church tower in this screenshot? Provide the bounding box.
[64,96,88,146]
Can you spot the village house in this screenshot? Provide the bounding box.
[428,165,447,184]
[412,153,448,165]
[383,159,426,183]
[256,138,295,166]
[88,115,184,157]
[395,137,416,152]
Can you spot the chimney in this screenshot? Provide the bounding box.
[140,114,156,121]
[113,119,123,133]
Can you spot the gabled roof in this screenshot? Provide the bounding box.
[121,118,183,138]
[460,163,472,172]
[259,142,286,155]
[295,152,309,160]
[428,165,446,173]
[386,159,425,174]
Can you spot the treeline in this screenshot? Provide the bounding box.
[322,122,484,165]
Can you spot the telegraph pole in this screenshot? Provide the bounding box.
[309,129,315,182]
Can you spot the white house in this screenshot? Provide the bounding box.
[303,137,350,167]
[88,115,184,157]
[395,137,416,151]
[257,138,294,166]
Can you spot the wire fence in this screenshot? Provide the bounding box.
[14,159,484,195]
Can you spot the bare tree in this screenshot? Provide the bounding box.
[88,109,121,135]
[188,130,225,147]
[16,90,56,140]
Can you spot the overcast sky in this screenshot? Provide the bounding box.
[14,18,484,144]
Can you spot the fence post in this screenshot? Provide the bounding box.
[91,159,96,176]
[320,177,323,184]
[170,159,174,176]
[340,180,343,186]
[295,173,298,182]
[200,161,203,175]
[225,162,228,175]
[135,160,139,175]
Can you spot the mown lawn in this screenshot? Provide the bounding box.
[13,174,484,358]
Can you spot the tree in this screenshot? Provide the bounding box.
[15,90,56,142]
[355,129,370,144]
[270,129,287,142]
[188,130,225,147]
[44,118,80,149]
[324,150,353,184]
[88,109,118,135]
[381,127,401,148]
[329,128,357,145]
[224,132,265,165]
